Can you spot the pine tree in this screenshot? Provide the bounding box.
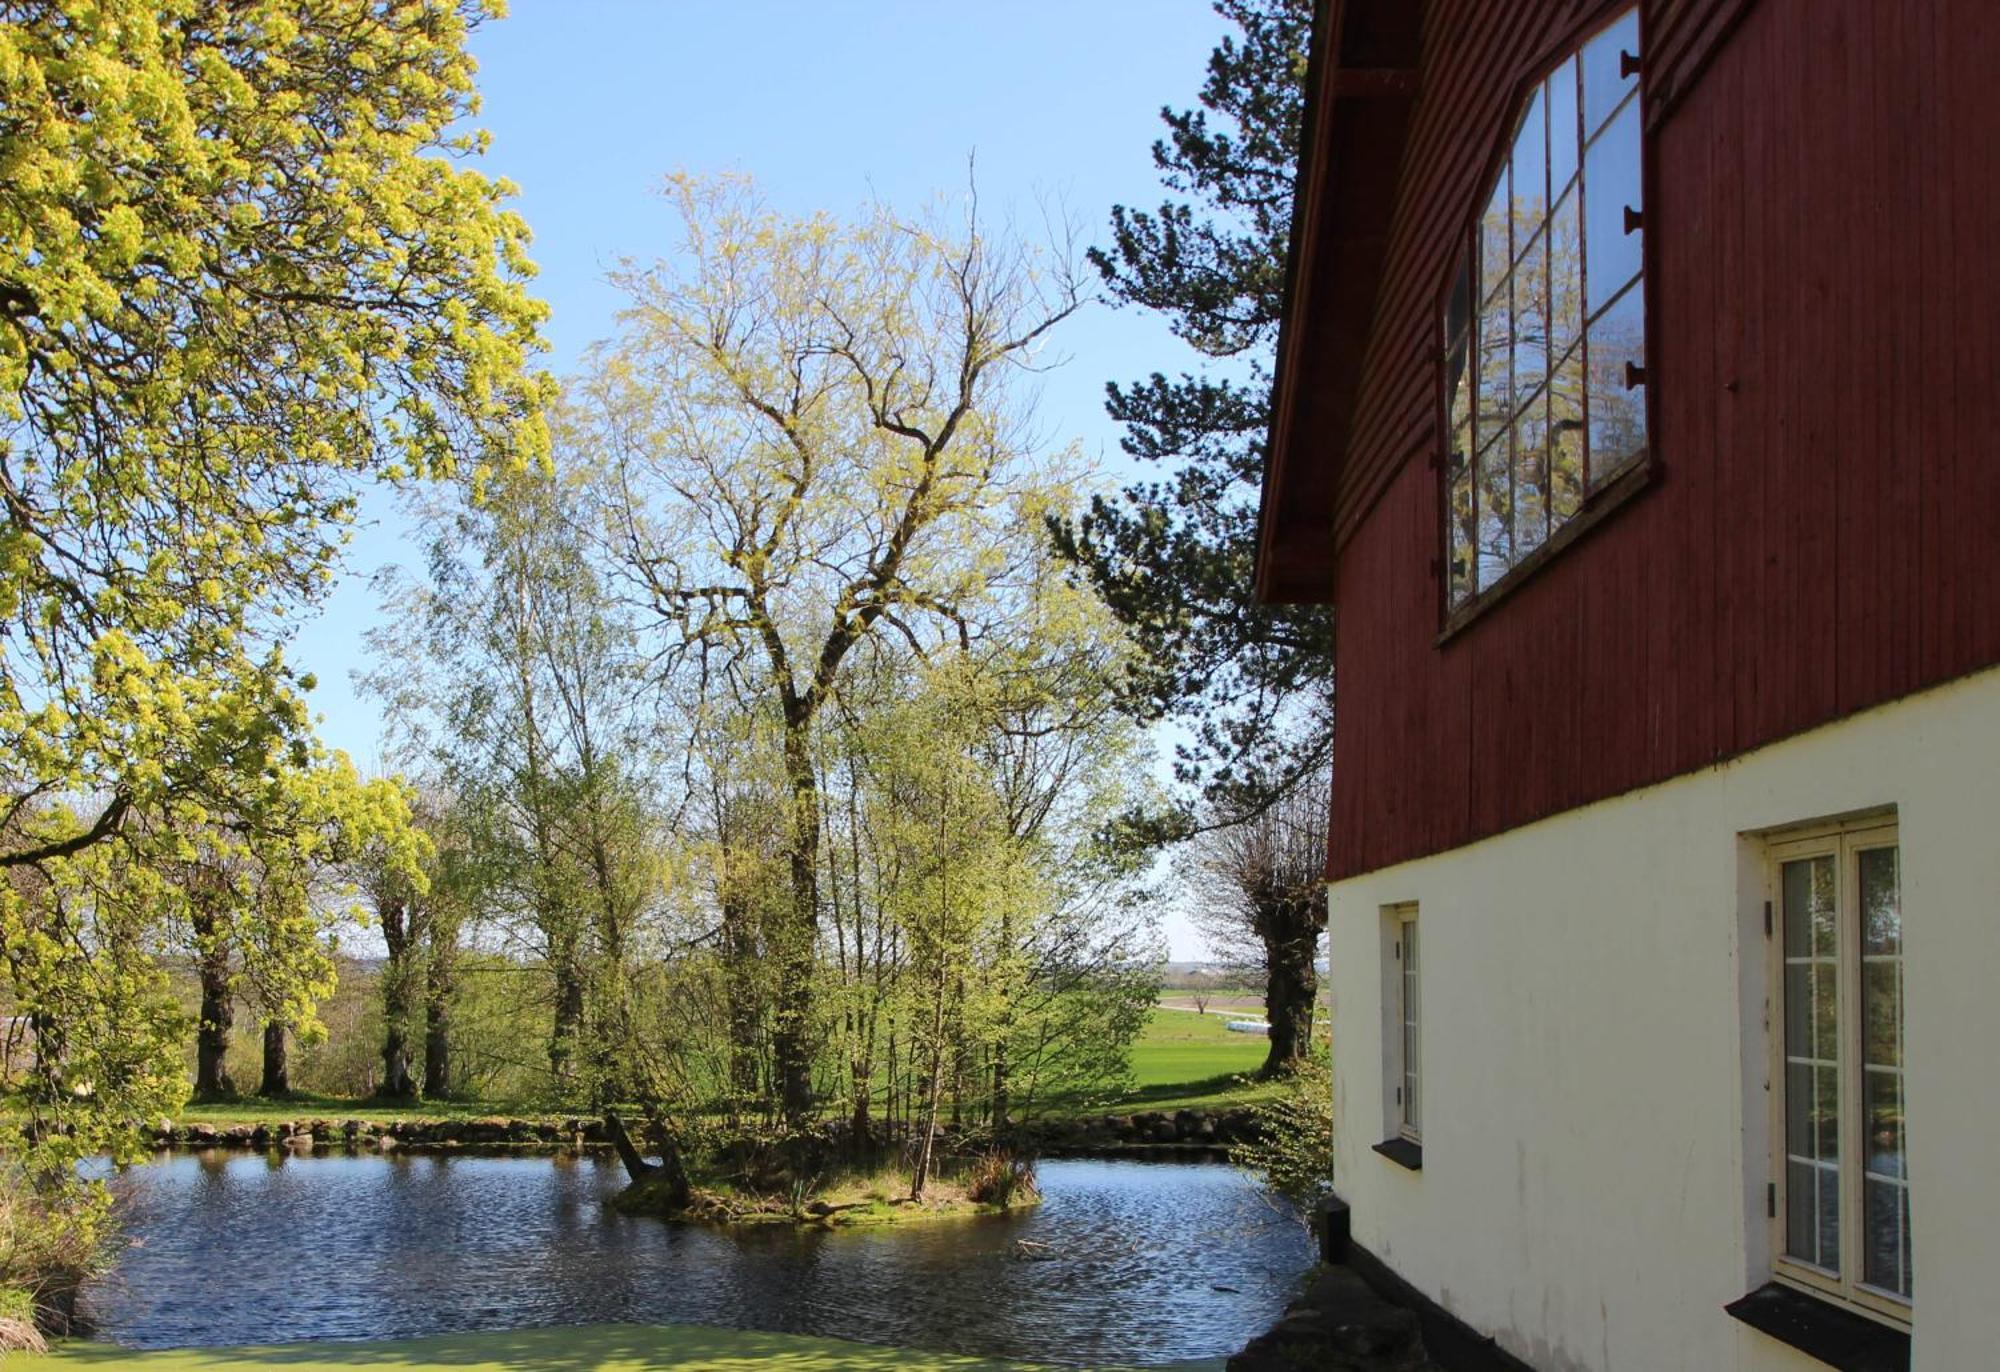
[1050,0,1330,828]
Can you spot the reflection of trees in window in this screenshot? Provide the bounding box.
[1443,6,1646,611]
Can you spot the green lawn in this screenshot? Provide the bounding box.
[19,1322,1225,1371]
[1111,1008,1280,1114]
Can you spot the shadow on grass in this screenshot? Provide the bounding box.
[32,1322,1053,1371]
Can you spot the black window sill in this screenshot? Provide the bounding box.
[1371,1137,1423,1170]
[1724,1282,1910,1372]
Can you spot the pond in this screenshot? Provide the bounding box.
[84,1152,1313,1367]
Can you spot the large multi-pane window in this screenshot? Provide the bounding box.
[1444,6,1648,612]
[1770,821,1910,1323]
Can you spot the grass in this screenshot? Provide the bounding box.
[1110,1010,1282,1114]
[14,1322,1228,1371]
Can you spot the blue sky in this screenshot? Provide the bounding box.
[292,0,1228,955]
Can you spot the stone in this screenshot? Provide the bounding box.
[283,1131,313,1151]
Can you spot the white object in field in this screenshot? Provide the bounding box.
[1225,1019,1270,1035]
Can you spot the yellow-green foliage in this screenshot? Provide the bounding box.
[0,0,547,1188]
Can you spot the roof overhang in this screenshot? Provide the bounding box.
[1254,0,1423,606]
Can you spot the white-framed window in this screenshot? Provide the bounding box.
[1443,3,1648,612]
[1767,819,1909,1325]
[1394,906,1420,1141]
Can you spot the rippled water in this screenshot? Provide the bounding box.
[84,1152,1311,1366]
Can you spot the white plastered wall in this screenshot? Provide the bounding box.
[1326,664,2000,1372]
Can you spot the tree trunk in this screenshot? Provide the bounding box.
[422,911,456,1099]
[377,895,417,1098]
[549,935,585,1092]
[774,723,821,1123]
[259,1020,289,1097]
[423,988,451,1099]
[991,1044,1009,1130]
[604,1110,654,1182]
[193,920,234,1099]
[1259,894,1322,1077]
[720,889,763,1105]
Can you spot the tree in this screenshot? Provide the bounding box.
[588,173,1085,1122]
[1186,761,1327,1076]
[1047,0,1330,825]
[0,0,545,1165]
[366,460,661,1104]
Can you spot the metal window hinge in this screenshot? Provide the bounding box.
[1767,1183,1777,1218]
[1396,1087,1403,1106]
[1394,941,1402,961]
[1624,205,1645,236]
[1620,49,1641,79]
[1764,900,1773,938]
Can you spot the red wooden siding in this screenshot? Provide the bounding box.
[1324,0,2000,880]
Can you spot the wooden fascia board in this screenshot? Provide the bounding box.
[1256,0,1420,608]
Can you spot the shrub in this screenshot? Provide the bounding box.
[1237,1058,1334,1220]
[0,1169,116,1336]
[965,1151,1039,1209]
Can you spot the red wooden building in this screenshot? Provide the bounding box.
[1259,2,1999,1368]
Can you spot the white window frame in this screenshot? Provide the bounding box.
[1765,818,1909,1328]
[1392,905,1420,1143]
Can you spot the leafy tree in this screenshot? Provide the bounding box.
[0,0,543,1323]
[1047,0,1330,825]
[367,460,660,1102]
[588,173,1085,1122]
[1185,760,1327,1076]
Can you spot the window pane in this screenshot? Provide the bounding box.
[1813,1063,1840,1161]
[1816,1160,1842,1272]
[1783,857,1839,971]
[1865,1177,1910,1298]
[1476,430,1512,587]
[1513,400,1548,558]
[1582,7,1640,137]
[1785,1060,1813,1157]
[1477,288,1513,453]
[1586,281,1647,482]
[1550,59,1581,194]
[1584,94,1644,317]
[1864,960,1903,1070]
[1810,961,1839,1064]
[1784,962,1811,1058]
[1549,349,1585,524]
[1481,164,1511,302]
[1860,846,1901,956]
[1549,184,1584,363]
[1448,426,1476,607]
[1864,1069,1905,1181]
[1510,85,1548,251]
[1786,1160,1819,1266]
[1782,859,1814,957]
[1515,227,1549,396]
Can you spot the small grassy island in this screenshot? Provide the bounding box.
[610,1150,1040,1229]
[596,1105,1042,1231]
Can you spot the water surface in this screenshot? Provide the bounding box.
[88,1152,1311,1366]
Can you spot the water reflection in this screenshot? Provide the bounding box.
[87,1153,1311,1367]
